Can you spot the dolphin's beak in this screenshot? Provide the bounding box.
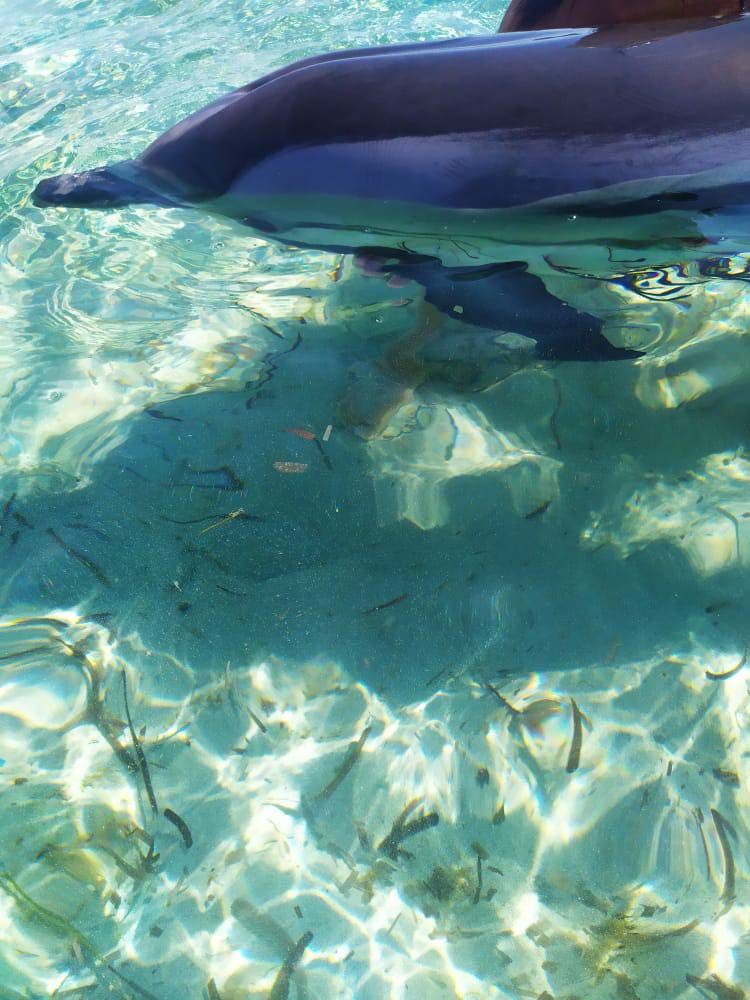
[32,165,164,209]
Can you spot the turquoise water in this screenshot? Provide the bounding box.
[2,2,750,997]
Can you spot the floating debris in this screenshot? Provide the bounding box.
[310,725,372,804]
[566,697,584,774]
[362,593,408,615]
[281,425,333,468]
[273,461,309,474]
[45,527,110,587]
[198,508,257,536]
[322,424,333,442]
[313,436,333,470]
[163,808,192,849]
[122,671,159,815]
[706,645,748,681]
[378,799,439,861]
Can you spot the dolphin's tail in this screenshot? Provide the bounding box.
[32,163,170,209]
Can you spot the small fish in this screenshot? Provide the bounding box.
[146,408,182,422]
[524,499,552,519]
[46,528,110,586]
[172,466,243,491]
[163,807,192,849]
[362,593,408,615]
[64,521,107,541]
[566,697,584,774]
[215,583,249,598]
[311,726,372,803]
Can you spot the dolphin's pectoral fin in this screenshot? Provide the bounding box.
[379,256,642,363]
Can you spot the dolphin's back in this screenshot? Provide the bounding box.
[34,18,750,212]
[499,0,746,31]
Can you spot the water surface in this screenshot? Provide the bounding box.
[1,2,749,997]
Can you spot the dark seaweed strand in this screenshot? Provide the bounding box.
[378,799,440,861]
[565,698,583,774]
[163,807,193,849]
[311,725,372,803]
[121,671,159,815]
[473,854,483,905]
[248,707,268,734]
[711,808,736,905]
[692,808,712,882]
[207,979,222,1000]
[706,645,748,681]
[269,931,313,1000]
[0,492,16,534]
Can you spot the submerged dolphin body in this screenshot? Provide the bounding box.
[33,16,750,361]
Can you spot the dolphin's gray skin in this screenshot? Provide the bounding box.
[32,16,750,361]
[34,18,750,217]
[499,0,747,31]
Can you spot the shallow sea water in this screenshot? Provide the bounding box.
[1,1,750,997]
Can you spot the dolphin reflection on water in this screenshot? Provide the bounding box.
[33,1,750,369]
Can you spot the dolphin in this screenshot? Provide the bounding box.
[499,0,747,31]
[32,13,750,362]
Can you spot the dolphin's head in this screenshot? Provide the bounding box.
[33,163,170,209]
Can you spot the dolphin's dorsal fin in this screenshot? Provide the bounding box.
[498,0,744,31]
